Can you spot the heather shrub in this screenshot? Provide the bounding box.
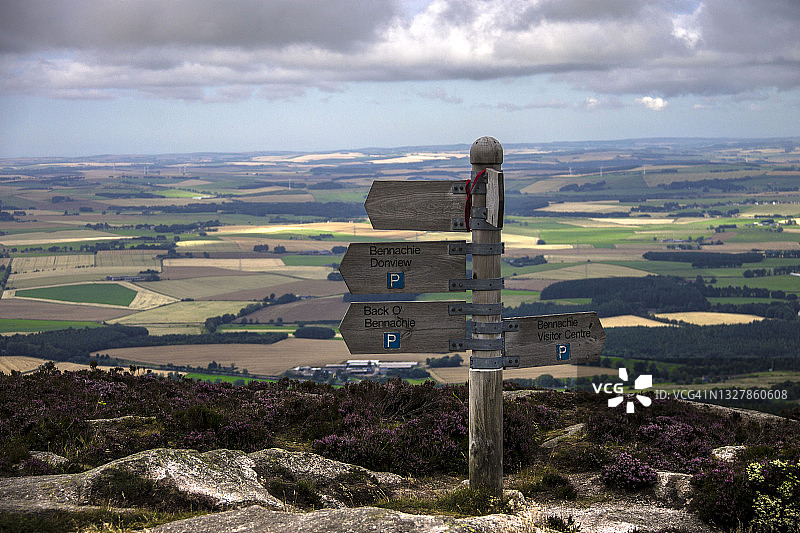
[690,459,754,529]
[602,452,658,490]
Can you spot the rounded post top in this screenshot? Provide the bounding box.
[470,136,503,166]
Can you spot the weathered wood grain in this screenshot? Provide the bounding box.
[339,241,466,294]
[504,312,606,368]
[365,181,467,231]
[339,301,465,354]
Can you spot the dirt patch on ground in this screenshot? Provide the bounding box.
[0,298,134,321]
[244,296,347,323]
[208,280,347,301]
[160,266,263,280]
[429,364,614,384]
[504,279,554,291]
[93,338,387,375]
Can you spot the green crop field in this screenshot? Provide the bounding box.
[184,373,276,384]
[281,255,343,266]
[0,318,102,333]
[15,283,138,306]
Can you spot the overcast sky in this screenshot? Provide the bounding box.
[1,0,798,157]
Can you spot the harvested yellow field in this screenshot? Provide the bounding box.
[601,315,672,328]
[240,193,316,203]
[654,312,765,325]
[520,179,578,194]
[163,257,285,271]
[516,263,649,281]
[110,300,253,326]
[12,255,94,273]
[96,250,161,268]
[0,356,51,374]
[93,338,383,375]
[174,240,243,252]
[538,201,622,213]
[149,270,330,300]
[428,364,614,384]
[590,217,677,225]
[127,284,179,310]
[0,230,131,246]
[0,356,167,375]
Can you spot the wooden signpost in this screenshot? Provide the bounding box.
[339,301,465,354]
[339,241,466,294]
[503,312,606,368]
[338,136,604,496]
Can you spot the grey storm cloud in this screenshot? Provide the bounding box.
[1,0,798,101]
[0,0,398,52]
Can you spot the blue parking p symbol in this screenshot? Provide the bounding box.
[557,344,571,361]
[384,332,400,350]
[387,272,404,289]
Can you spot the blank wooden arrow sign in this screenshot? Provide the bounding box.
[340,301,465,354]
[339,241,466,294]
[365,181,468,232]
[503,312,605,368]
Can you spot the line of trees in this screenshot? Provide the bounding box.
[0,325,287,364]
[643,251,764,267]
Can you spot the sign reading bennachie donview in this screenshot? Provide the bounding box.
[503,312,605,368]
[339,241,466,294]
[339,301,465,354]
[365,181,468,232]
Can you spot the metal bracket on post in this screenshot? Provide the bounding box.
[449,278,504,291]
[448,242,504,256]
[471,320,519,334]
[451,338,504,351]
[468,218,501,231]
[448,302,502,316]
[451,180,486,195]
[469,355,520,369]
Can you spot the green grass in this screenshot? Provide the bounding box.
[376,486,511,518]
[184,373,276,384]
[0,318,102,333]
[15,283,138,306]
[281,255,343,266]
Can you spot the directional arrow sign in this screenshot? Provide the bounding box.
[339,241,466,294]
[365,181,468,232]
[503,312,605,368]
[340,301,465,354]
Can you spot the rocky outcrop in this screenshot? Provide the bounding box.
[652,471,693,507]
[139,504,530,533]
[0,447,403,515]
[711,445,746,463]
[540,423,585,449]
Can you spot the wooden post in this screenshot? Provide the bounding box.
[468,136,503,495]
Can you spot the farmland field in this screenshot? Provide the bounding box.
[93,338,380,375]
[14,283,138,306]
[0,318,101,333]
[654,312,765,325]
[110,300,253,326]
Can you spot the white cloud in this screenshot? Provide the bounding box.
[636,96,668,111]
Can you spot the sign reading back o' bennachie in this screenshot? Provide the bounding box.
[339,241,465,294]
[339,301,465,354]
[503,312,605,368]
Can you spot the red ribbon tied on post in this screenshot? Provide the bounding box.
[464,169,486,231]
